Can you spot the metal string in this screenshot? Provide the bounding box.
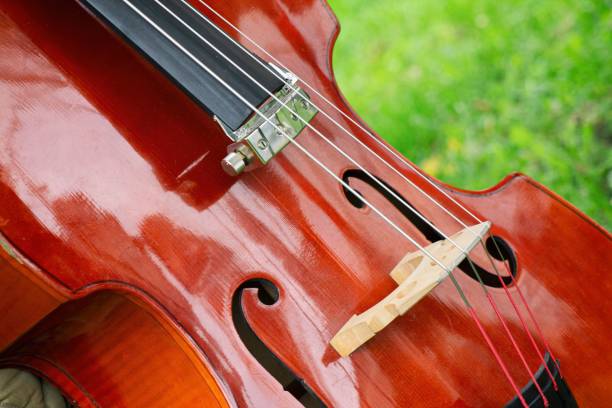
[118,0,460,316]
[195,0,559,370]
[168,0,552,401]
[192,0,562,386]
[119,0,528,404]
[161,1,550,401]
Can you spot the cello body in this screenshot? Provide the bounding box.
[0,0,610,407]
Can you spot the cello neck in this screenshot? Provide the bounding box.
[79,0,285,131]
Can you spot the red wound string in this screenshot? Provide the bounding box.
[486,234,562,386]
[468,307,528,408]
[494,267,559,390]
[486,293,549,406]
[463,252,548,402]
[510,272,562,377]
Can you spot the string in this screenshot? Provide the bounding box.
[192,0,561,385]
[133,0,531,403]
[119,0,528,404]
[194,0,559,359]
[163,0,548,402]
[487,234,562,383]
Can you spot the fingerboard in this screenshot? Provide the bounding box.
[78,0,285,131]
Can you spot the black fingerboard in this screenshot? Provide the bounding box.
[78,0,284,131]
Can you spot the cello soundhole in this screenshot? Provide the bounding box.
[341,169,518,287]
[343,185,366,209]
[232,279,326,407]
[487,235,517,266]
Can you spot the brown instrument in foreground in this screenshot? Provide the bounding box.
[0,0,610,407]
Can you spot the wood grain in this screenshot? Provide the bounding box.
[0,0,610,406]
[1,289,230,408]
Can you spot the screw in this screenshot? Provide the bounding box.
[257,139,269,150]
[221,151,248,176]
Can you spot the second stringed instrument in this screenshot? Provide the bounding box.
[0,0,610,407]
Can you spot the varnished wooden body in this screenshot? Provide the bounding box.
[0,236,230,407]
[0,0,610,406]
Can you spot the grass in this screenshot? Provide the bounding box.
[327,0,611,229]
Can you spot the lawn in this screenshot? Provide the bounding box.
[327,0,611,229]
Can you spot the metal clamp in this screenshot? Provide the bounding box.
[217,66,318,176]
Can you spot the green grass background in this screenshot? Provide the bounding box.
[327,0,611,229]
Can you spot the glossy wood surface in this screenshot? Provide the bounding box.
[0,238,66,350]
[1,290,230,407]
[0,0,610,406]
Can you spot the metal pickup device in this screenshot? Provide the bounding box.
[218,67,318,176]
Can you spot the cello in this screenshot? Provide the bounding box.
[0,0,610,406]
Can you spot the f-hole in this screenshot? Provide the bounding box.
[232,278,326,407]
[341,169,517,287]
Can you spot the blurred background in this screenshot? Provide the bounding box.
[327,0,611,229]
